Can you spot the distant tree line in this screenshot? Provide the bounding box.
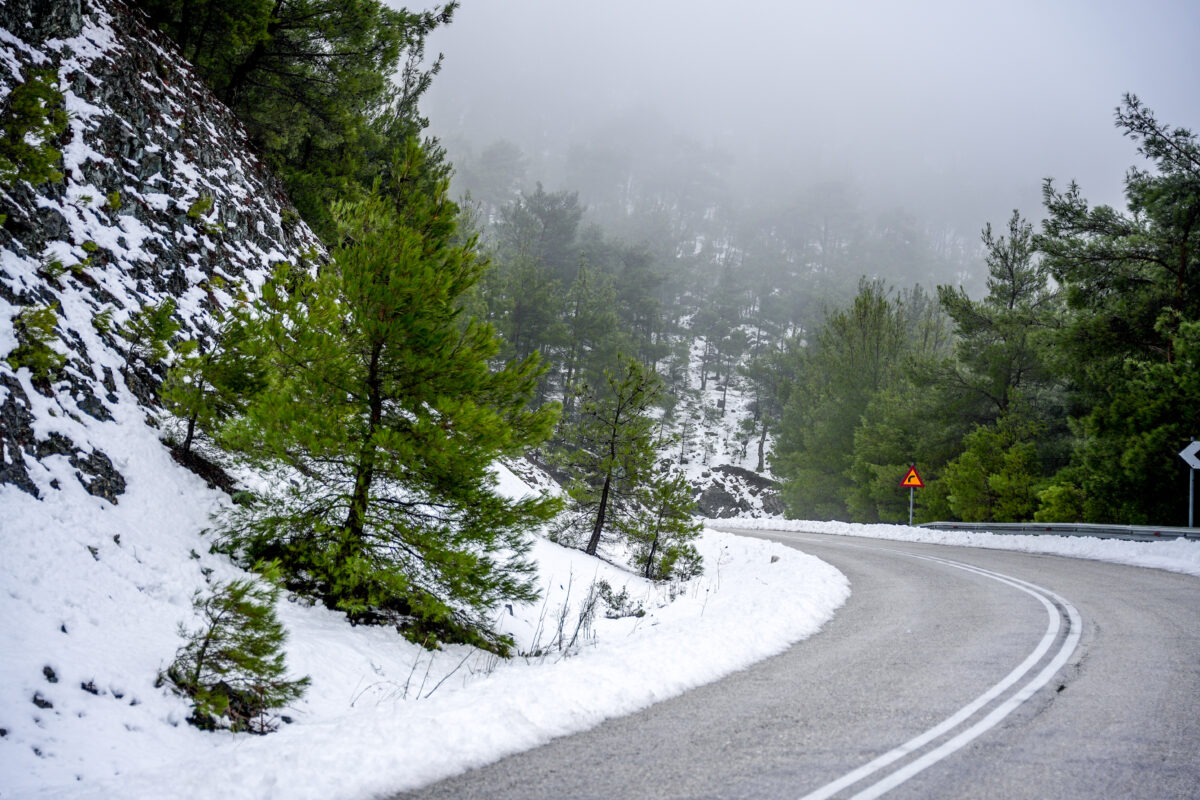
[764,95,1200,526]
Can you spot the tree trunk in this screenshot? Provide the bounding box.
[221,0,285,104]
[756,423,768,473]
[585,472,611,555]
[183,412,197,455]
[345,342,383,542]
[644,533,659,579]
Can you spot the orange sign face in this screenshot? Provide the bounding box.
[900,466,924,488]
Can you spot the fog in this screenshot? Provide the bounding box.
[412,1,1197,235]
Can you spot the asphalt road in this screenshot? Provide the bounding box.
[391,529,1200,800]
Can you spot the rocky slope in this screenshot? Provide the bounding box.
[0,0,320,503]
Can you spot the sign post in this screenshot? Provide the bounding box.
[900,464,924,526]
[1180,441,1200,527]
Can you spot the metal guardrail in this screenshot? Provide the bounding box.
[920,521,1200,542]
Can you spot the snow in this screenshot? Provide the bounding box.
[0,409,848,799]
[715,518,1200,579]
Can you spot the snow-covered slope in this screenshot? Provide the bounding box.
[0,4,850,798]
[1,441,848,798]
[0,0,322,506]
[673,331,786,519]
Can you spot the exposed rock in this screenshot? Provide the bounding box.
[713,463,777,491]
[0,0,321,500]
[694,481,749,519]
[72,448,125,503]
[0,0,83,44]
[691,463,784,519]
[0,374,40,498]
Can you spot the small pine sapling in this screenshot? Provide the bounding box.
[0,69,68,188]
[6,304,66,384]
[36,256,68,282]
[91,306,116,336]
[624,467,703,581]
[119,298,180,369]
[162,572,309,734]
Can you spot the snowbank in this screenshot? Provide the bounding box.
[715,518,1200,579]
[0,425,847,800]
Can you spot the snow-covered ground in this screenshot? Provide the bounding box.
[717,518,1200,579]
[0,389,849,800]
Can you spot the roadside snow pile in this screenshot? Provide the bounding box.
[0,435,848,800]
[718,518,1200,578]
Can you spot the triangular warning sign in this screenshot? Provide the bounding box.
[900,466,924,488]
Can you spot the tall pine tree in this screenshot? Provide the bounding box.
[220,140,560,653]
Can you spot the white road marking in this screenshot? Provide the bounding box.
[777,535,1082,800]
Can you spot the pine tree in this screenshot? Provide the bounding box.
[5,304,66,385]
[772,278,908,520]
[219,140,561,652]
[161,301,266,456]
[1036,95,1200,523]
[0,69,68,189]
[139,0,456,240]
[163,574,309,734]
[560,356,662,556]
[623,467,702,581]
[119,298,181,370]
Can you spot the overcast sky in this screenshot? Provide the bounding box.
[415,0,1200,231]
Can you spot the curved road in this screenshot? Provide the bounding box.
[393,529,1200,799]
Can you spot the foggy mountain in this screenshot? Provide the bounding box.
[413,0,1199,279]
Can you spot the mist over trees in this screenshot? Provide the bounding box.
[763,96,1200,526]
[442,83,1199,527]
[138,0,1200,656]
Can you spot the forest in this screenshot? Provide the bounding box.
[120,0,1200,650]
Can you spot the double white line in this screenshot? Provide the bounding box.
[794,543,1082,800]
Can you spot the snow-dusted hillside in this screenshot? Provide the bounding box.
[672,332,786,519]
[0,3,849,798]
[0,0,322,506]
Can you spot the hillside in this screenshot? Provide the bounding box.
[0,2,843,797]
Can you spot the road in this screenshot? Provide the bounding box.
[392,529,1200,799]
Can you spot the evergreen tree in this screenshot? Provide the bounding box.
[624,467,702,581]
[559,356,662,556]
[6,303,66,385]
[496,183,585,284]
[941,415,1043,522]
[740,345,787,474]
[119,298,181,371]
[913,211,1067,521]
[163,573,309,734]
[140,0,456,240]
[219,141,560,652]
[936,211,1062,423]
[161,300,266,456]
[0,68,68,189]
[1037,94,1200,523]
[559,263,622,417]
[772,278,908,520]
